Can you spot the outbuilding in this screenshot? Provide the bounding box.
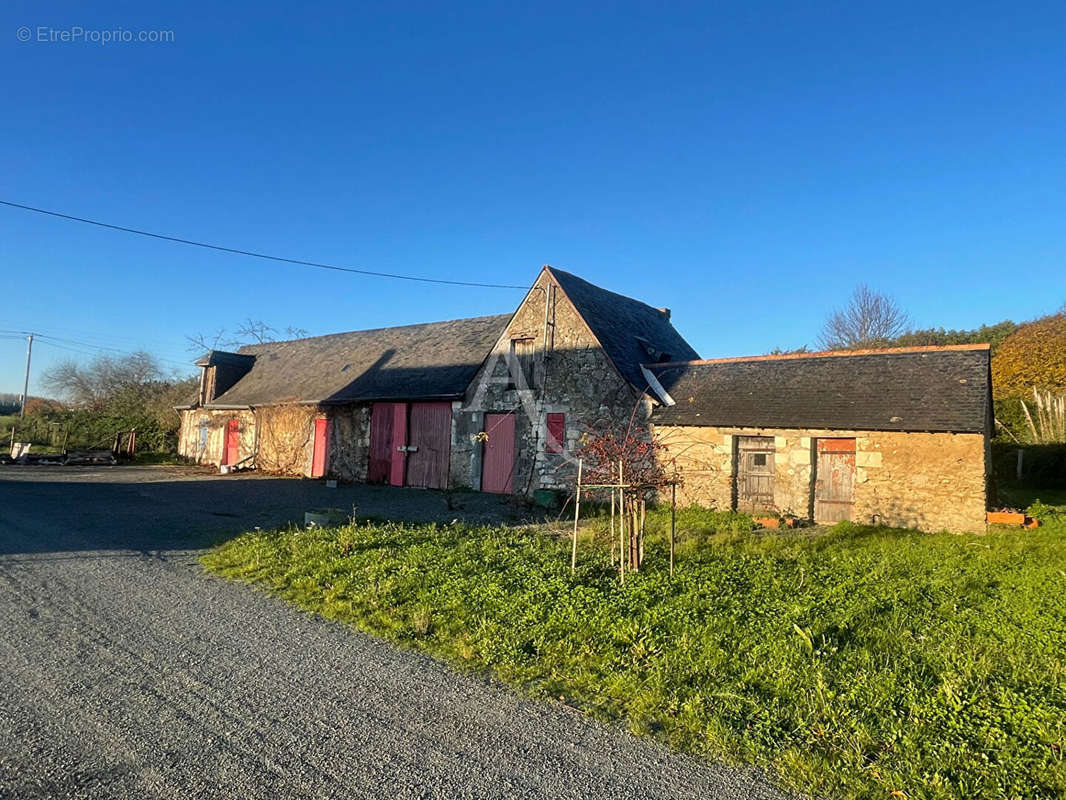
[647,345,993,532]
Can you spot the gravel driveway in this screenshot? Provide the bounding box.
[0,466,791,799]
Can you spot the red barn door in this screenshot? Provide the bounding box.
[223,418,240,466]
[406,402,452,489]
[368,403,395,483]
[311,418,330,478]
[481,412,515,494]
[369,402,408,486]
[389,404,407,487]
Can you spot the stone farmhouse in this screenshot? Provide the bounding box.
[177,267,993,532]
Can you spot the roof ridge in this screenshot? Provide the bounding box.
[653,343,991,368]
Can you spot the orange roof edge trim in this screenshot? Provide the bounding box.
[654,343,991,368]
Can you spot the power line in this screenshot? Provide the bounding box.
[0,329,192,368]
[0,199,528,289]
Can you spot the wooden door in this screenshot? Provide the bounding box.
[389,403,408,487]
[481,412,516,494]
[223,418,240,466]
[311,418,329,478]
[406,402,452,489]
[815,439,856,523]
[368,403,395,484]
[736,436,775,511]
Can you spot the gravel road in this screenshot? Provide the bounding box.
[0,466,792,799]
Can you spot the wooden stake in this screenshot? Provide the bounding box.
[571,458,582,573]
[635,501,643,571]
[670,479,676,577]
[609,486,616,566]
[618,461,625,585]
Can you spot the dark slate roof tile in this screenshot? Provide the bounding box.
[207,314,510,407]
[548,267,700,388]
[649,346,991,433]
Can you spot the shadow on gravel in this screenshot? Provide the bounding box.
[0,468,554,557]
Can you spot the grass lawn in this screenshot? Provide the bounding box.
[202,504,1066,799]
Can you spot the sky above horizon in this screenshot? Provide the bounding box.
[2,1,1064,395]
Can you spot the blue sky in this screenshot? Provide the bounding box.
[2,1,1064,395]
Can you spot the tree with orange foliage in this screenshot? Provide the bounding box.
[991,311,1066,398]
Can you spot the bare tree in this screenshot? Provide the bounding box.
[186,320,309,353]
[818,285,910,350]
[41,352,164,409]
[234,318,277,344]
[185,328,234,354]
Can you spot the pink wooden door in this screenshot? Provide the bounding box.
[405,402,452,489]
[815,438,856,523]
[368,403,395,484]
[389,403,408,487]
[223,418,240,465]
[481,412,516,494]
[311,418,329,478]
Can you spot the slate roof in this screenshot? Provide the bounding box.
[206,314,510,408]
[195,350,255,368]
[648,345,991,433]
[547,267,700,389]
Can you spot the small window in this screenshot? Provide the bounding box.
[753,453,767,466]
[508,338,536,389]
[546,413,565,454]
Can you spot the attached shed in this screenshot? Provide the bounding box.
[647,345,993,533]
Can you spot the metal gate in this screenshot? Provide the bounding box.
[735,436,775,511]
[815,439,856,523]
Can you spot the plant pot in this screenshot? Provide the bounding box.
[986,511,1026,525]
[754,516,780,529]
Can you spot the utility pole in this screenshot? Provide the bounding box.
[19,333,33,419]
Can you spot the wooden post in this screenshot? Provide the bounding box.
[670,479,676,577]
[639,499,646,566]
[609,486,616,566]
[571,458,582,573]
[1016,448,1024,481]
[618,461,625,585]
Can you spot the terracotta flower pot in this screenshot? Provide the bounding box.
[986,511,1026,525]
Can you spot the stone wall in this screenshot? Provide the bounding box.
[327,404,372,482]
[652,424,988,533]
[177,408,256,466]
[456,270,642,493]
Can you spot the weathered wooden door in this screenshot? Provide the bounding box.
[223,418,240,465]
[736,436,775,511]
[388,403,408,487]
[481,412,516,494]
[815,438,856,523]
[311,418,329,478]
[368,403,395,484]
[406,402,452,489]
